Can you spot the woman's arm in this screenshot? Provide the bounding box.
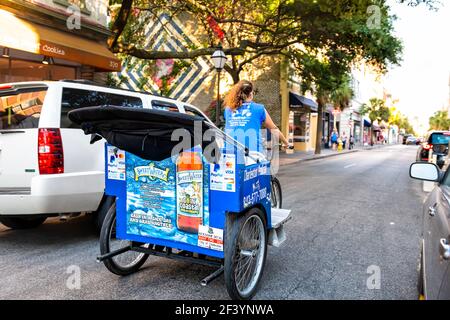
[263,110,290,147]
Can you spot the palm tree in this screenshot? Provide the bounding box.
[330,77,354,112]
[429,110,450,131]
[311,74,354,154]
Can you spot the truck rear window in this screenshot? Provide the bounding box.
[0,87,47,129]
[431,133,450,145]
[61,88,144,128]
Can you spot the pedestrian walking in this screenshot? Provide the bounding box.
[330,130,338,150]
[349,134,355,150]
[342,132,347,149]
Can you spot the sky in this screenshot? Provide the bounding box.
[385,0,450,134]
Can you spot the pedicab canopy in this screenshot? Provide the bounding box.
[67,105,219,162]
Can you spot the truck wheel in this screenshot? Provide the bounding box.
[93,195,115,233]
[224,208,268,300]
[100,202,149,276]
[0,216,47,229]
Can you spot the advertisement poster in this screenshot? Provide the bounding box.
[125,152,218,250]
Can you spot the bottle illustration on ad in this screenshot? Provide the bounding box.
[176,151,203,233]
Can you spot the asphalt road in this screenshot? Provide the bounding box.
[0,144,425,299]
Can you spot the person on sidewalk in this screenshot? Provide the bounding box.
[331,130,338,150]
[342,132,347,149]
[223,80,291,154]
[349,134,355,150]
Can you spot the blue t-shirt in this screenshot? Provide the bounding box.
[224,102,267,152]
[331,132,338,143]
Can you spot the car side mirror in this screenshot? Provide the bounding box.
[409,162,441,182]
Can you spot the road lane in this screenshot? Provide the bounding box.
[268,145,424,299]
[0,145,425,299]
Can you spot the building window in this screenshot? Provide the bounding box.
[354,123,361,143]
[293,110,310,143]
[0,57,76,82]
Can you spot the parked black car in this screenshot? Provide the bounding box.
[410,162,450,299]
[417,131,450,168]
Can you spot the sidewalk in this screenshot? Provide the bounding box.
[278,144,388,166]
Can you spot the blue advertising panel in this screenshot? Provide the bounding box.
[104,143,272,260]
[124,152,213,249]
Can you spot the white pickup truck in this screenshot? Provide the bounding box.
[0,80,208,230]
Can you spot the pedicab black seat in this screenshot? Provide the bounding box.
[68,105,218,162]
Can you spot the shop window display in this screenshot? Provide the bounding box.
[0,57,75,83]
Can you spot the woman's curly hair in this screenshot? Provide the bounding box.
[223,80,253,111]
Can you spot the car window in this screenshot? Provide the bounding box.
[61,88,144,128]
[0,87,47,129]
[151,100,179,112]
[431,133,450,145]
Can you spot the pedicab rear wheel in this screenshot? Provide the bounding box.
[224,207,268,300]
[100,202,149,276]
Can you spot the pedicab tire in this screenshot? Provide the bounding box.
[99,202,149,276]
[224,207,268,300]
[0,216,46,229]
[271,176,282,208]
[92,195,115,234]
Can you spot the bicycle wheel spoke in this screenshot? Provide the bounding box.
[108,217,146,268]
[233,214,266,296]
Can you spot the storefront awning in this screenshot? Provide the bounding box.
[364,119,371,127]
[0,9,121,71]
[289,92,318,112]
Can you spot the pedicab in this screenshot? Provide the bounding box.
[68,105,291,300]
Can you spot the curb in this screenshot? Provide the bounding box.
[280,149,359,166]
[280,144,393,167]
[302,149,360,162]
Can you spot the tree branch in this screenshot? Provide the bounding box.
[114,45,246,59]
[108,0,134,50]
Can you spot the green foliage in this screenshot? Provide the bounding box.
[330,75,354,110]
[360,98,391,123]
[108,0,408,92]
[388,107,415,134]
[106,73,128,88]
[429,110,450,131]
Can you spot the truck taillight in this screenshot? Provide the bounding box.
[38,128,64,174]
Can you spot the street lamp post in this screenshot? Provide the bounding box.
[211,46,227,126]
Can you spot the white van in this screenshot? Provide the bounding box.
[0,80,208,230]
